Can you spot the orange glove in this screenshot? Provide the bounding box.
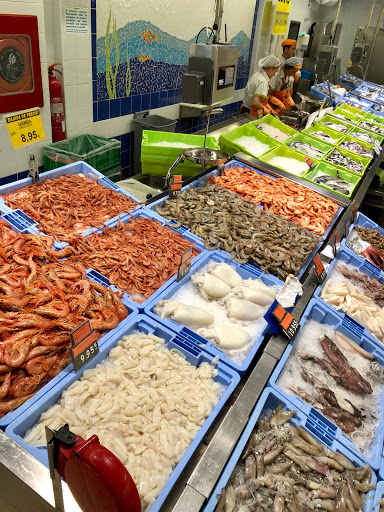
[269,96,285,110]
[285,96,295,108]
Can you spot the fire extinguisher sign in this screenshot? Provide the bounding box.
[4,107,46,150]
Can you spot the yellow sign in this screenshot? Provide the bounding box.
[5,108,46,150]
[273,0,292,35]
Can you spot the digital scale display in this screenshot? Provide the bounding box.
[217,65,235,90]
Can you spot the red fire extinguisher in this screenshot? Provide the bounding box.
[48,63,66,142]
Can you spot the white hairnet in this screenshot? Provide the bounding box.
[258,55,281,69]
[283,57,303,68]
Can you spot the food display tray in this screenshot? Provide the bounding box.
[341,211,384,280]
[80,209,206,311]
[218,122,281,159]
[303,160,362,199]
[334,103,367,119]
[249,113,297,141]
[373,481,384,511]
[325,146,371,176]
[342,94,373,111]
[363,112,384,126]
[5,314,240,512]
[258,144,319,178]
[302,123,345,145]
[309,84,336,105]
[283,132,333,160]
[268,297,384,470]
[145,250,283,375]
[203,386,377,512]
[145,159,327,280]
[0,161,140,249]
[337,133,375,158]
[348,125,384,145]
[0,269,138,430]
[317,114,354,133]
[313,246,384,352]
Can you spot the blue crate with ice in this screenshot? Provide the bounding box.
[203,386,377,512]
[354,85,382,103]
[309,83,336,105]
[341,212,384,280]
[0,161,139,249]
[269,297,384,470]
[314,246,384,351]
[5,314,239,512]
[144,250,294,375]
[373,481,384,511]
[76,209,205,311]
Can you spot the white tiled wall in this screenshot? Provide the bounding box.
[0,0,52,178]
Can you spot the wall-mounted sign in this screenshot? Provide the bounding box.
[65,7,90,35]
[272,0,292,35]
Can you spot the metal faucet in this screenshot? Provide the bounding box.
[164,154,185,189]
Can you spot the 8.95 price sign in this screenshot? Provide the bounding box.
[5,108,46,149]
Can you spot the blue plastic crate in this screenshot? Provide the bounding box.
[373,481,384,511]
[314,246,384,350]
[0,161,140,248]
[341,212,384,279]
[145,250,283,375]
[309,85,336,105]
[268,297,384,470]
[6,314,239,512]
[203,387,377,512]
[0,269,138,430]
[80,209,206,311]
[367,107,384,118]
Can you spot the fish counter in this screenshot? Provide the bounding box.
[1,107,384,512]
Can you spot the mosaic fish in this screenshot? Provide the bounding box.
[242,43,247,51]
[141,30,159,43]
[138,53,151,63]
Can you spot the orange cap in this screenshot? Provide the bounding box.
[282,39,297,47]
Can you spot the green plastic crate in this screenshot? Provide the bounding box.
[325,146,371,176]
[363,112,384,126]
[302,123,344,145]
[141,130,219,157]
[43,134,121,182]
[337,134,375,158]
[358,117,384,135]
[285,133,332,160]
[332,107,362,124]
[317,115,352,133]
[250,114,297,142]
[348,126,384,145]
[141,153,205,177]
[219,123,281,158]
[303,161,362,199]
[334,103,366,118]
[258,145,317,177]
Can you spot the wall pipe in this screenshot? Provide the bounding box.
[363,0,376,42]
[330,0,342,43]
[364,0,384,80]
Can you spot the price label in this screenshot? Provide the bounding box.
[345,220,351,238]
[169,175,182,199]
[335,230,341,253]
[70,320,99,372]
[304,157,316,170]
[4,108,46,149]
[272,303,300,340]
[313,253,327,283]
[352,200,357,218]
[177,246,193,282]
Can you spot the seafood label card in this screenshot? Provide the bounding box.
[70,320,99,371]
[4,108,46,149]
[169,175,182,199]
[177,247,193,282]
[313,253,327,283]
[265,300,300,340]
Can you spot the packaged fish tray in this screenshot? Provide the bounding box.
[0,161,140,249]
[258,144,319,178]
[5,314,240,512]
[249,114,297,142]
[0,269,138,430]
[317,114,354,134]
[269,297,384,470]
[325,146,371,176]
[203,387,377,512]
[218,122,281,159]
[337,134,375,159]
[341,212,384,280]
[284,132,333,160]
[144,250,284,375]
[348,126,384,146]
[302,123,345,145]
[77,209,206,311]
[373,481,384,511]
[304,160,362,199]
[313,246,384,352]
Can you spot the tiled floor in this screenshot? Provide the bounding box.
[0,464,55,512]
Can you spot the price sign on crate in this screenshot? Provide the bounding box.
[313,253,327,283]
[352,200,357,218]
[177,247,193,282]
[345,220,351,239]
[304,157,316,170]
[70,320,99,372]
[335,229,341,254]
[264,300,299,340]
[4,108,46,149]
[169,175,182,199]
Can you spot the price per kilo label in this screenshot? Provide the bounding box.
[169,175,182,199]
[70,320,99,371]
[4,108,46,149]
[345,220,351,238]
[272,304,299,340]
[335,229,341,254]
[177,247,193,282]
[352,200,357,218]
[313,253,327,283]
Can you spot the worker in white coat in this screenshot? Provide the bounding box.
[268,57,302,115]
[240,56,281,117]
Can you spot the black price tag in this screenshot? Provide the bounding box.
[304,157,316,170]
[70,321,99,372]
[335,229,341,254]
[169,175,182,199]
[345,220,351,238]
[272,303,300,340]
[313,253,327,283]
[177,247,193,282]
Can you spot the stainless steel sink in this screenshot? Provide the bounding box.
[133,174,167,193]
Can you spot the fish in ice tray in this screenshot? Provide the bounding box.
[339,140,373,158]
[313,172,353,195]
[257,123,290,142]
[328,149,364,174]
[310,131,338,144]
[351,131,376,145]
[289,141,325,159]
[322,121,349,133]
